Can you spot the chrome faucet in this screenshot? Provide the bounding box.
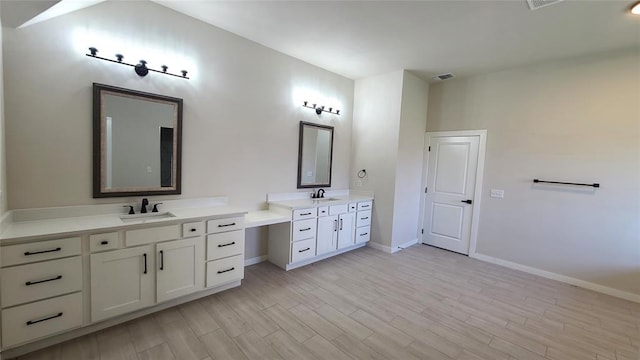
[140,198,149,213]
[316,189,325,198]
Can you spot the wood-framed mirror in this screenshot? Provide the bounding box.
[93,83,183,198]
[297,121,334,188]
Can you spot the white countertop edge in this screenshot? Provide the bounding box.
[245,210,290,228]
[267,193,374,210]
[0,202,246,242]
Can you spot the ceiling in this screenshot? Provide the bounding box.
[2,0,639,81]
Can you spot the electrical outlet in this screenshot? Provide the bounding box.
[490,189,504,198]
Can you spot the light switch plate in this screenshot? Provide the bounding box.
[490,189,504,198]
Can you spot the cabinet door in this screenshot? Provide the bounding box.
[337,212,355,249]
[157,237,205,303]
[91,245,154,322]
[316,215,338,256]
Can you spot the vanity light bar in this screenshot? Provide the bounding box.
[86,47,189,79]
[303,101,340,115]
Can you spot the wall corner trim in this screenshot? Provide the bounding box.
[470,252,640,304]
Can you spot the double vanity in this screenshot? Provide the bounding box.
[0,193,372,358]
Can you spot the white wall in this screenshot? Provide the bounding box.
[0,18,5,217]
[352,70,429,250]
[391,71,428,248]
[2,1,353,260]
[427,50,640,296]
[352,71,403,247]
[2,1,353,210]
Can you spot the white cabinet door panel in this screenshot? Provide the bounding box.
[157,237,204,303]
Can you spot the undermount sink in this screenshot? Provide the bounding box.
[120,211,176,223]
[311,198,339,203]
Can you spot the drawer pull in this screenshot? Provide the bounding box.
[25,275,63,286]
[24,247,62,256]
[360,232,368,236]
[190,228,197,232]
[300,227,311,232]
[218,241,236,248]
[100,240,109,245]
[26,312,63,326]
[361,217,369,220]
[298,247,311,253]
[143,253,148,274]
[217,267,235,274]
[218,222,236,228]
[361,205,370,208]
[159,250,164,271]
[300,212,312,216]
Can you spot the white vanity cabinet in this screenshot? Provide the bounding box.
[0,238,83,348]
[355,201,372,244]
[92,222,211,322]
[268,198,372,271]
[0,206,246,356]
[90,245,155,322]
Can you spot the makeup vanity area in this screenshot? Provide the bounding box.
[0,85,373,358]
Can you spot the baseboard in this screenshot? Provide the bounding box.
[244,255,267,266]
[470,252,640,304]
[367,241,393,253]
[395,238,418,253]
[367,238,418,254]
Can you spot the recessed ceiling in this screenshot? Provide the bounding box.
[3,0,639,82]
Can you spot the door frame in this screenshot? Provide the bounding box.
[418,130,487,255]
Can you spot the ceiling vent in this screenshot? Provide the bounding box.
[432,73,455,81]
[526,0,564,11]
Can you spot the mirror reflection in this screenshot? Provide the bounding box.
[297,121,334,188]
[93,83,182,197]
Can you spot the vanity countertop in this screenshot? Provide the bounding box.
[268,194,373,211]
[0,206,247,242]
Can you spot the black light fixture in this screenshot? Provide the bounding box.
[86,47,189,79]
[302,101,340,115]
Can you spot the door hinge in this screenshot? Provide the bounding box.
[421,229,424,234]
[424,187,427,193]
[428,146,431,152]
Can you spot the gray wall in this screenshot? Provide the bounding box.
[426,50,640,296]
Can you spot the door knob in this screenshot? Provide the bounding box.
[461,199,473,204]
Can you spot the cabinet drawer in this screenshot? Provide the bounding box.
[206,255,244,288]
[292,208,316,221]
[355,227,371,244]
[125,225,181,247]
[183,222,204,237]
[317,206,329,216]
[2,237,81,267]
[291,238,316,263]
[2,292,82,347]
[357,201,372,211]
[292,218,316,242]
[89,232,118,253]
[207,231,244,261]
[207,217,244,234]
[356,210,372,227]
[348,203,357,213]
[1,257,82,308]
[329,204,348,215]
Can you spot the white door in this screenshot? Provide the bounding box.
[156,237,204,303]
[91,245,154,322]
[317,215,338,255]
[337,213,355,249]
[422,135,480,254]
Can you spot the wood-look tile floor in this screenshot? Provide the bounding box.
[14,245,640,360]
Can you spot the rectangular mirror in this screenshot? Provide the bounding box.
[93,83,182,198]
[297,121,334,188]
